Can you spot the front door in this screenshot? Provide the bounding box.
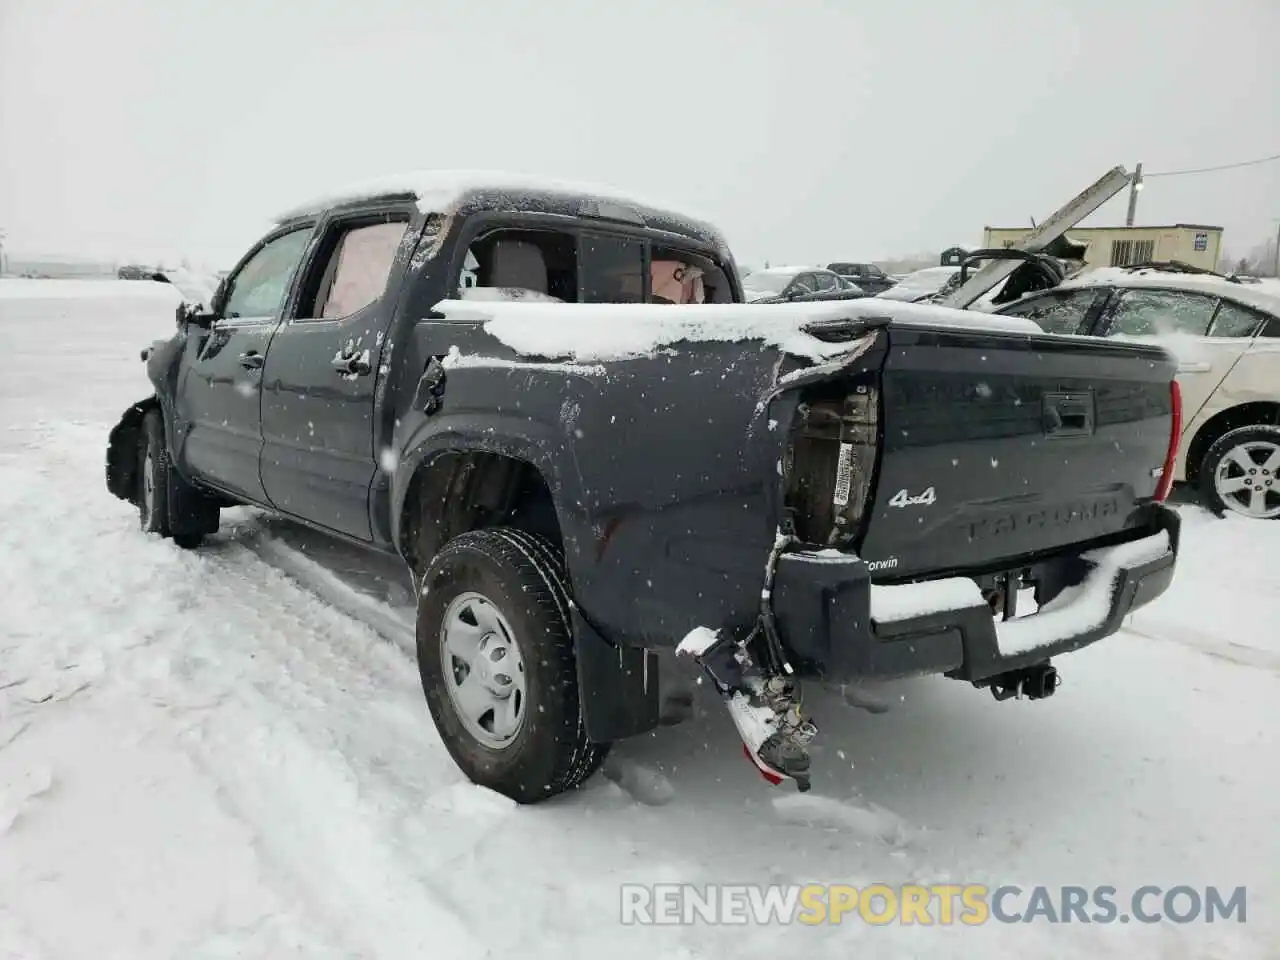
[175,224,315,503]
[259,209,415,540]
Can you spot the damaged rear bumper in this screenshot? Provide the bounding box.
[771,505,1180,684]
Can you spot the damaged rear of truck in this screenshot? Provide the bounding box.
[405,296,1181,796]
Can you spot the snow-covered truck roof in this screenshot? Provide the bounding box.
[272,169,712,230]
[1055,266,1280,317]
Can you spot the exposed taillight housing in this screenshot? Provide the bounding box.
[1154,379,1182,502]
[782,375,880,546]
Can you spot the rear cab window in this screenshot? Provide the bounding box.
[451,225,735,305]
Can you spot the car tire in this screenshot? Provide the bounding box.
[137,409,205,548]
[416,527,608,803]
[1199,424,1280,520]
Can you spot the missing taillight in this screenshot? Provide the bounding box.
[783,378,880,546]
[1154,379,1182,502]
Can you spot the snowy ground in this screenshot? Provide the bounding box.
[1,279,1276,959]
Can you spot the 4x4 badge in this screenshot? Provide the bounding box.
[889,486,936,508]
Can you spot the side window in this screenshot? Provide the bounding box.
[792,274,818,294]
[223,228,312,319]
[1101,289,1218,337]
[867,265,886,279]
[306,220,409,320]
[1000,289,1099,335]
[1208,301,1266,338]
[812,272,838,292]
[456,228,578,303]
[580,234,644,303]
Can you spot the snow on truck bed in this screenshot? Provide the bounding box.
[1,280,1278,960]
[433,297,1042,363]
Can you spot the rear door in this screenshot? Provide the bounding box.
[259,205,416,541]
[175,224,315,502]
[1092,288,1256,428]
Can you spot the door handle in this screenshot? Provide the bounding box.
[239,351,264,369]
[332,349,371,376]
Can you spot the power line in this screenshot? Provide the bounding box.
[1143,152,1280,178]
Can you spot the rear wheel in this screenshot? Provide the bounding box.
[137,409,206,548]
[416,527,607,803]
[1200,424,1280,520]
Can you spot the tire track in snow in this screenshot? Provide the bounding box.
[3,426,492,960]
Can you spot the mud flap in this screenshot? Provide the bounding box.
[572,607,660,743]
[105,401,152,503]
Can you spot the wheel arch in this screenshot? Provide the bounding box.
[1184,401,1280,488]
[397,445,565,579]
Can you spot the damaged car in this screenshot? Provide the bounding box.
[106,171,1183,801]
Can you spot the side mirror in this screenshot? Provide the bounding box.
[176,302,216,329]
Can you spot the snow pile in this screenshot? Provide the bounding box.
[994,529,1171,655]
[870,577,985,623]
[432,298,1040,364]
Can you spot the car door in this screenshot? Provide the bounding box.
[259,206,416,541]
[1093,287,1251,428]
[174,224,315,503]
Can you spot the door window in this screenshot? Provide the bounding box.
[811,272,838,292]
[1207,301,1266,338]
[580,234,645,303]
[312,220,409,319]
[222,228,312,319]
[791,274,817,295]
[999,289,1100,335]
[1101,289,1218,337]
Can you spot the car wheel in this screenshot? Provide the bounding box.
[416,527,608,803]
[137,409,205,548]
[1200,424,1280,520]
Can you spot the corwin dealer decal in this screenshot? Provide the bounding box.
[889,486,936,509]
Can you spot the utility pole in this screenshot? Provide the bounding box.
[1124,162,1143,227]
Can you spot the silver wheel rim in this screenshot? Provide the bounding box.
[440,591,527,748]
[142,452,156,517]
[1214,440,1280,519]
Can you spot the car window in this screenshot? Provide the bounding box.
[1208,300,1266,338]
[1101,289,1218,338]
[580,234,645,303]
[812,271,838,292]
[223,228,312,319]
[312,220,409,319]
[867,265,886,279]
[999,289,1099,335]
[791,274,817,294]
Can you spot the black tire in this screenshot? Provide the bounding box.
[137,409,206,548]
[138,409,172,536]
[416,527,608,803]
[1199,424,1280,520]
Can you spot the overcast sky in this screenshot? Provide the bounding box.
[2,0,1277,269]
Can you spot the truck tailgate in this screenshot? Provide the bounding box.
[858,325,1176,578]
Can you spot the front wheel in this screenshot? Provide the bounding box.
[416,527,608,803]
[1200,424,1280,520]
[137,409,207,548]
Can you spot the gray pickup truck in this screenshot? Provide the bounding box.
[106,172,1182,801]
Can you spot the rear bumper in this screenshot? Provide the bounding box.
[772,505,1181,684]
